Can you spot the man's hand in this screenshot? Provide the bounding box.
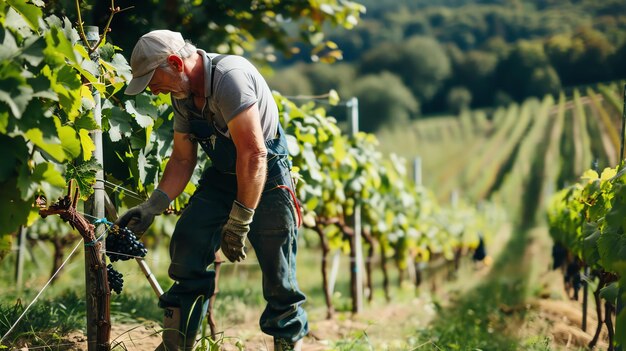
[115,189,171,235]
[221,200,255,262]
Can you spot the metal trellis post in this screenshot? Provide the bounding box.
[84,26,108,351]
[347,97,364,313]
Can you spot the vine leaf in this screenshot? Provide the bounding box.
[599,282,618,302]
[0,28,20,60]
[0,111,8,134]
[109,53,132,81]
[58,125,81,159]
[65,159,101,200]
[0,178,31,236]
[7,0,42,31]
[125,100,154,128]
[17,163,65,201]
[106,105,132,142]
[74,113,99,131]
[0,135,28,183]
[44,25,77,65]
[25,128,65,162]
[79,129,95,161]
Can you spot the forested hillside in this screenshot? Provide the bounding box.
[268,0,626,131]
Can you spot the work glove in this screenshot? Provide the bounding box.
[221,200,255,262]
[115,189,170,236]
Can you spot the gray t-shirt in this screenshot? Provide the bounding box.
[172,50,278,140]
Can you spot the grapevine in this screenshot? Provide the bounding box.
[547,166,626,347]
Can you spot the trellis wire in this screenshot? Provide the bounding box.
[0,240,83,344]
[1,220,114,344]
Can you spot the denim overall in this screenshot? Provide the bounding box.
[159,116,309,343]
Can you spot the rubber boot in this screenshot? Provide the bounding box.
[274,337,303,351]
[154,307,196,351]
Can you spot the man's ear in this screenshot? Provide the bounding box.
[167,55,184,72]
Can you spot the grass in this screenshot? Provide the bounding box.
[0,230,362,348]
[407,226,561,351]
[0,291,85,349]
[3,224,566,351]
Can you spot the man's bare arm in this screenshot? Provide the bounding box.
[157,131,198,200]
[228,103,267,209]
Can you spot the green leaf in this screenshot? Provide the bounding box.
[107,106,133,142]
[44,25,76,64]
[598,226,626,272]
[0,64,34,119]
[25,128,65,162]
[28,74,58,101]
[80,85,96,110]
[0,111,8,134]
[4,6,32,38]
[79,129,95,161]
[58,125,81,159]
[33,163,66,187]
[74,113,99,131]
[125,100,154,128]
[65,159,100,200]
[0,85,34,119]
[60,17,80,45]
[42,65,81,120]
[582,223,601,266]
[138,149,148,184]
[109,53,132,80]
[21,35,46,67]
[7,0,42,31]
[0,134,28,183]
[599,282,619,302]
[79,56,100,80]
[0,178,31,236]
[286,134,300,156]
[0,20,21,61]
[17,162,65,201]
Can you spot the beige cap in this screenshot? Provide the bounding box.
[125,30,186,95]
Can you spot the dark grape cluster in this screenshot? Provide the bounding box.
[472,235,486,262]
[551,242,567,270]
[105,226,148,262]
[565,259,582,300]
[107,264,124,294]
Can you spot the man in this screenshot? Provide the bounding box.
[117,30,308,351]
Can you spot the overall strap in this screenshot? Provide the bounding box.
[210,54,226,97]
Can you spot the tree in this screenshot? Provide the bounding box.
[401,36,452,103]
[452,50,498,107]
[352,72,419,133]
[360,36,451,106]
[545,28,615,86]
[43,0,366,64]
[266,64,314,97]
[447,86,472,114]
[302,62,357,96]
[0,0,367,260]
[612,41,626,80]
[496,40,561,101]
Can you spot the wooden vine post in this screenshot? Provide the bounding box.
[39,186,111,350]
